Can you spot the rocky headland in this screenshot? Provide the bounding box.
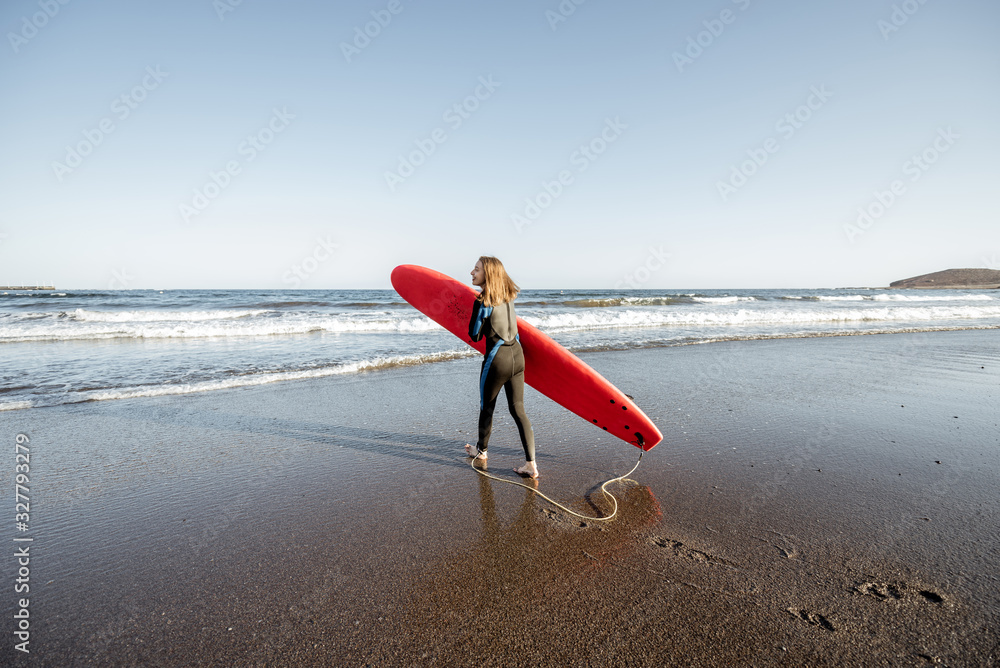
[889,268,1000,289]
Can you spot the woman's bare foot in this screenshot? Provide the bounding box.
[465,443,487,461]
[513,461,539,479]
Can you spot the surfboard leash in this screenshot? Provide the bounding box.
[468,449,644,522]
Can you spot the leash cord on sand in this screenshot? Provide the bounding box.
[469,450,644,522]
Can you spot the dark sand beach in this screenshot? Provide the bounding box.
[3,329,998,666]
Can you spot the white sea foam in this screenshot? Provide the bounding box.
[870,293,993,302]
[0,313,444,343]
[0,349,476,411]
[785,294,993,302]
[523,304,1000,331]
[67,308,269,322]
[690,296,757,304]
[4,300,1000,343]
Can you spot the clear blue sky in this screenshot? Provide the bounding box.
[1,0,997,289]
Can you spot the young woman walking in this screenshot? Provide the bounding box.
[464,256,538,479]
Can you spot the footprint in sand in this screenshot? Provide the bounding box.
[764,530,799,559]
[917,590,944,603]
[854,580,946,605]
[856,581,905,601]
[786,608,836,632]
[649,536,739,569]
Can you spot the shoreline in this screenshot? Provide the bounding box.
[2,324,998,414]
[2,329,998,665]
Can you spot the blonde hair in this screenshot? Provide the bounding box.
[477,256,520,307]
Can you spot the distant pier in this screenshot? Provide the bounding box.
[0,286,55,291]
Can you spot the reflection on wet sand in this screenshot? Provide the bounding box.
[383,466,662,662]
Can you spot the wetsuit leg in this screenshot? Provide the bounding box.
[502,342,536,462]
[476,351,508,453]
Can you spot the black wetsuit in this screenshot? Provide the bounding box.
[468,295,536,461]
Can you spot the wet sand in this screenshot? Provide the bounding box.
[3,329,998,666]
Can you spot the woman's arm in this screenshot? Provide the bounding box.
[468,296,491,342]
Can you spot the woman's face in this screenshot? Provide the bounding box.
[470,260,485,287]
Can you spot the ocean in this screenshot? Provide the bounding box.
[2,287,998,411]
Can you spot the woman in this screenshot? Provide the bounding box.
[464,256,538,479]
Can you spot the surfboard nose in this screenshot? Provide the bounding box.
[390,264,416,291]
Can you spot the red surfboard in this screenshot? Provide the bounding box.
[391,264,663,451]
